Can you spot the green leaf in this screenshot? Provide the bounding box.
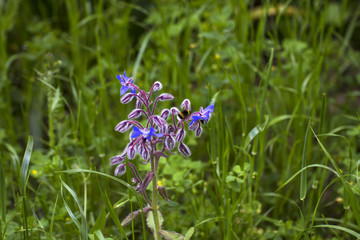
[90,208,107,233]
[300,121,311,201]
[243,116,268,150]
[0,156,6,220]
[276,164,338,192]
[146,211,164,233]
[20,136,33,196]
[60,177,88,239]
[158,229,184,240]
[184,227,195,240]
[314,224,360,239]
[210,91,220,106]
[95,176,128,239]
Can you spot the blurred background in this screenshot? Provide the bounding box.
[1,0,360,239]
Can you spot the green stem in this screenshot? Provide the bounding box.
[151,155,161,239]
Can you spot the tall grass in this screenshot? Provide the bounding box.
[1,0,360,239]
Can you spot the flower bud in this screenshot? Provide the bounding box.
[157,93,174,101]
[160,109,170,120]
[127,146,136,159]
[121,93,135,104]
[152,81,163,91]
[178,142,191,157]
[195,125,203,137]
[138,143,150,161]
[170,107,180,116]
[136,171,155,193]
[158,186,170,201]
[115,120,133,133]
[136,98,143,109]
[164,135,175,150]
[128,109,144,119]
[114,163,126,176]
[180,99,191,110]
[175,128,186,142]
[167,124,175,134]
[110,152,126,165]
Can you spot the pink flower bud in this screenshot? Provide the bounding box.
[115,120,133,133]
[114,163,126,176]
[157,93,174,101]
[180,99,191,110]
[178,142,191,157]
[165,135,175,150]
[121,93,134,104]
[152,81,163,91]
[160,109,170,120]
[175,128,186,142]
[128,109,144,119]
[127,146,136,159]
[110,152,126,165]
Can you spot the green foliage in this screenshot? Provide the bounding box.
[1,0,360,239]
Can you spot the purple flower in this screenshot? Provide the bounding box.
[189,104,214,126]
[117,71,136,96]
[131,126,164,140]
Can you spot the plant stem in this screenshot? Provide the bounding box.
[150,155,161,239]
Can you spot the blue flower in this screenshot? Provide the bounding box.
[189,104,214,126]
[117,71,136,96]
[131,126,164,140]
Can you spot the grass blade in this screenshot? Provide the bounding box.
[314,224,360,239]
[300,121,311,201]
[95,175,128,239]
[20,136,33,196]
[0,154,5,221]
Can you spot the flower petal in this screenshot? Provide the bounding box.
[117,74,125,84]
[120,85,129,96]
[131,126,143,138]
[189,116,201,126]
[204,104,214,113]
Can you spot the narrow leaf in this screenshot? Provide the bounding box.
[184,227,195,240]
[20,136,34,196]
[300,121,311,201]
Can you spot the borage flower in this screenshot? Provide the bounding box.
[110,70,216,238]
[189,104,214,126]
[131,126,164,140]
[117,70,136,96]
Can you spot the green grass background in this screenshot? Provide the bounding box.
[1,0,360,239]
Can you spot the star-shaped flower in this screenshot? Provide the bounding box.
[131,126,164,140]
[117,71,136,96]
[189,104,214,126]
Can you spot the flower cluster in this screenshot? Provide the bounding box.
[110,71,214,194]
